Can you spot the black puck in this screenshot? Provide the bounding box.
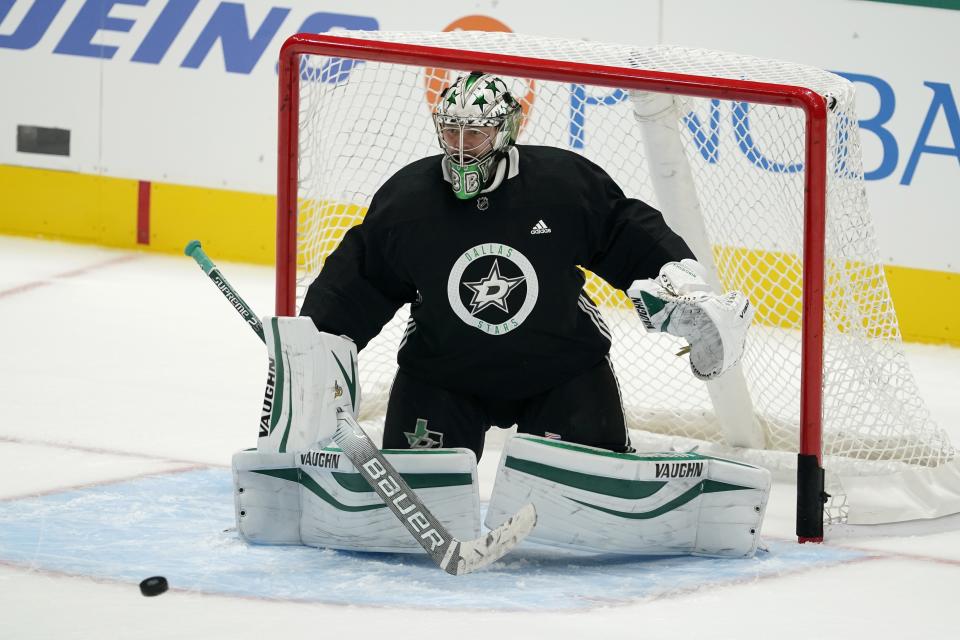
[139,576,168,597]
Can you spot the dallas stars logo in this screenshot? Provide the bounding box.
[447,243,540,336]
[404,419,443,449]
[462,259,526,314]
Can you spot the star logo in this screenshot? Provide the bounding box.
[404,419,443,449]
[462,259,526,315]
[446,88,458,105]
[447,243,540,336]
[485,80,501,95]
[472,94,488,108]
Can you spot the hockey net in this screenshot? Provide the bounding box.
[276,30,957,533]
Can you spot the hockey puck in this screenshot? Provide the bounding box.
[139,576,168,597]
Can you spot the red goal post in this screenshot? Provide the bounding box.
[274,31,956,542]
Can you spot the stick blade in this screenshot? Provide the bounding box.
[448,503,537,576]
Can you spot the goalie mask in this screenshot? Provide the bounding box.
[433,72,522,200]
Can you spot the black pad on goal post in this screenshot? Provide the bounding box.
[796,454,827,541]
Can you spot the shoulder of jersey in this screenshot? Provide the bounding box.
[380,154,450,192]
[517,144,599,173]
[366,154,447,225]
[515,144,604,186]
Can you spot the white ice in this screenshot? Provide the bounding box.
[1,235,958,639]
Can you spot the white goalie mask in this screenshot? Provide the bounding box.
[432,72,522,200]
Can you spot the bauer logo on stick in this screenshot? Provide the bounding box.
[361,459,446,551]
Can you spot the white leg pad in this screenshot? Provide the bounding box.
[233,447,481,553]
[258,316,360,453]
[485,435,770,557]
[233,450,302,544]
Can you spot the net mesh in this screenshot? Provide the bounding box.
[285,31,954,523]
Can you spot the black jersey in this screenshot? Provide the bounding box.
[300,145,693,399]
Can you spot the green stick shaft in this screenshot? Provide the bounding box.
[184,240,265,342]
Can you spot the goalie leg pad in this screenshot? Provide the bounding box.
[233,447,481,553]
[233,450,303,544]
[259,316,360,452]
[485,435,770,557]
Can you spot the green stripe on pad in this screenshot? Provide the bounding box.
[252,468,383,512]
[331,472,473,492]
[516,436,710,462]
[268,318,283,438]
[516,436,761,469]
[505,456,666,499]
[320,446,461,455]
[252,467,472,507]
[569,480,752,520]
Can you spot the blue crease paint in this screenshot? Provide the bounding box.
[0,468,866,611]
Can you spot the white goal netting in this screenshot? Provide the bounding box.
[282,30,956,525]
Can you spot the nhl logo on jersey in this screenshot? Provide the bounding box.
[447,243,540,336]
[476,196,489,211]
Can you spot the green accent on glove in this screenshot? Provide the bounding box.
[640,290,667,316]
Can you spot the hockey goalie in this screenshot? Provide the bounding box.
[233,72,770,560]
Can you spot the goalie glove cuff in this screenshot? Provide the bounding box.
[657,258,712,296]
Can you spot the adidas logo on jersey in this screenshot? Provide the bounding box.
[530,220,552,235]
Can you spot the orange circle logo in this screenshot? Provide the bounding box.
[424,15,536,133]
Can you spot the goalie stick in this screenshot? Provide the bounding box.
[184,240,536,575]
[184,240,264,342]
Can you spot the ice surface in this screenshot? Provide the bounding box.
[2,236,958,639]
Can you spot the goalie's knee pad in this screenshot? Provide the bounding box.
[233,446,480,553]
[486,435,770,558]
